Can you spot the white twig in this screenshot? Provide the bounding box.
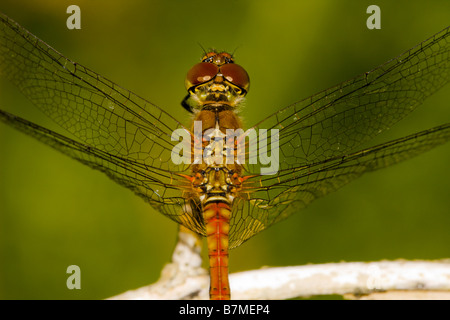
[108,259,450,300]
[229,259,450,300]
[108,228,450,300]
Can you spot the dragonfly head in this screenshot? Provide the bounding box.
[182,51,250,112]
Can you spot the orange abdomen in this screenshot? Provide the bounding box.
[203,201,231,300]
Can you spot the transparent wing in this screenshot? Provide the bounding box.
[254,26,450,165]
[228,26,450,247]
[0,13,206,232]
[229,123,450,247]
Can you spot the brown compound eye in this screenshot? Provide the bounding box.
[220,63,250,92]
[185,62,219,90]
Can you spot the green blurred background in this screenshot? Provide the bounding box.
[0,0,449,299]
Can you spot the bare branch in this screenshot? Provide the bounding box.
[108,229,450,300]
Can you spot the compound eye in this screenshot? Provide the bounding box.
[220,63,250,92]
[185,62,219,90]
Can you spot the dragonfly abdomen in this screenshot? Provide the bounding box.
[203,199,231,300]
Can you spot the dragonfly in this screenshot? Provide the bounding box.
[0,12,449,300]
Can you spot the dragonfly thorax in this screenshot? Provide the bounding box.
[190,107,245,206]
